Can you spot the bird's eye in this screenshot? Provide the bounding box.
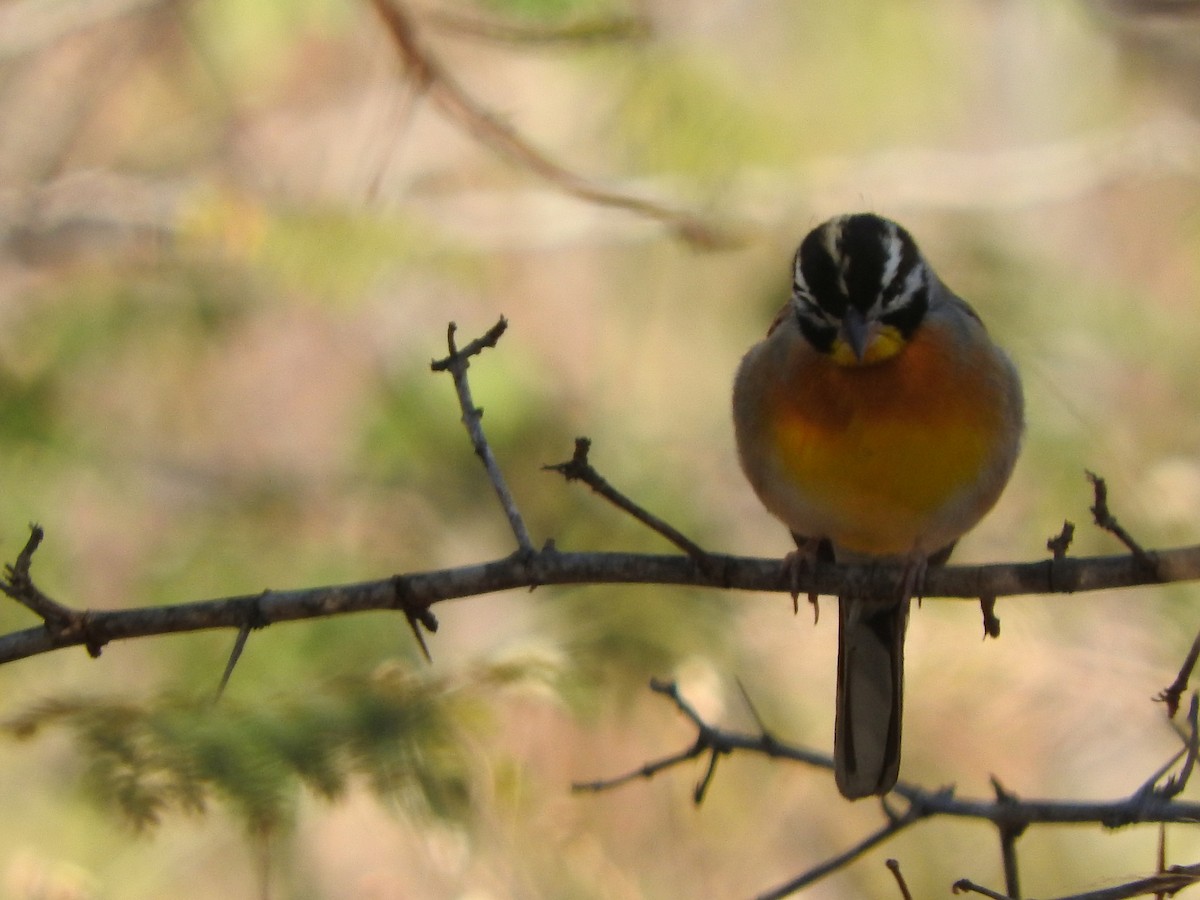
[794,288,833,321]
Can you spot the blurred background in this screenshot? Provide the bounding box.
[0,0,1199,897]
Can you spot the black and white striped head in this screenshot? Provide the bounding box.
[790,213,931,366]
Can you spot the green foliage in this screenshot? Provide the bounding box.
[3,659,552,837]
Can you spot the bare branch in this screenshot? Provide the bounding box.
[992,777,1024,899]
[546,437,714,567]
[428,317,509,371]
[1,524,76,627]
[577,682,1200,897]
[423,9,652,45]
[886,859,914,900]
[1157,628,1200,717]
[955,865,1200,900]
[1047,521,1076,559]
[980,594,1001,639]
[4,538,1200,667]
[1155,695,1200,798]
[366,0,738,248]
[572,678,832,795]
[953,881,1014,899]
[755,805,927,900]
[431,318,534,553]
[1087,471,1157,573]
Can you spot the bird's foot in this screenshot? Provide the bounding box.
[783,536,825,622]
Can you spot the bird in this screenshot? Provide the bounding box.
[732,213,1023,799]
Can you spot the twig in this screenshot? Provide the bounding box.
[956,865,1200,899]
[980,595,1001,638]
[991,776,1025,899]
[735,677,773,737]
[571,679,833,795]
[1157,627,1200,717]
[1047,521,1075,559]
[993,846,1021,898]
[546,437,713,566]
[571,738,710,793]
[887,859,914,900]
[1130,743,1188,804]
[754,805,927,900]
[366,0,738,248]
[1,524,77,627]
[1158,825,1167,891]
[1087,472,1157,574]
[1046,520,1076,597]
[424,9,652,44]
[431,318,534,553]
[1156,695,1200,799]
[953,882,1013,899]
[575,682,1200,896]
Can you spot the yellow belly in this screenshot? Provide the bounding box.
[766,326,1006,555]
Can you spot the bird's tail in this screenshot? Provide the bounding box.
[833,596,908,799]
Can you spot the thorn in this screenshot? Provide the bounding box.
[1046,520,1074,559]
[980,595,1000,639]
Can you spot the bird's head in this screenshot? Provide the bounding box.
[790,213,931,367]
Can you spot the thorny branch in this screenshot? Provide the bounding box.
[5,537,1200,667]
[578,681,1200,900]
[431,317,534,555]
[953,863,1200,899]
[2,319,1200,898]
[1,319,1200,675]
[1158,625,1200,717]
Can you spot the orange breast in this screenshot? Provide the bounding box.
[767,323,1007,554]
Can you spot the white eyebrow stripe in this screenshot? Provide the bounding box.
[879,220,902,289]
[899,259,925,301]
[793,252,808,294]
[822,219,848,296]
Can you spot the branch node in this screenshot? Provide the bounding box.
[2,524,80,630]
[78,612,106,659]
[1046,520,1074,559]
[1087,470,1159,577]
[545,438,717,574]
[1155,694,1200,800]
[979,595,1000,639]
[394,576,438,663]
[429,317,509,372]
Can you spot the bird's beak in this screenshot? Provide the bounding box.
[840,307,870,362]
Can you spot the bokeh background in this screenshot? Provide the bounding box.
[1,0,1199,897]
